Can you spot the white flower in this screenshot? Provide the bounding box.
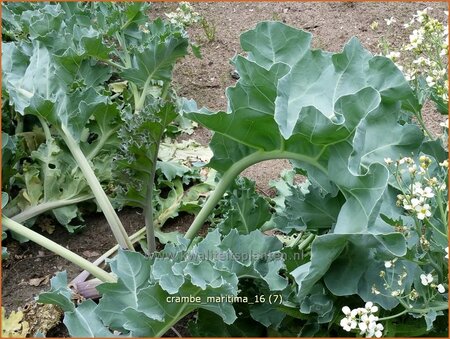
[439,159,448,167]
[342,306,352,316]
[420,273,433,286]
[403,197,422,211]
[365,302,378,313]
[384,157,393,165]
[415,203,431,220]
[384,261,393,268]
[437,284,445,293]
[408,164,417,174]
[405,72,415,81]
[374,323,384,338]
[359,320,368,334]
[391,290,401,297]
[340,317,357,331]
[370,21,379,30]
[386,51,400,61]
[385,17,396,25]
[421,186,434,198]
[426,76,436,87]
[445,247,448,259]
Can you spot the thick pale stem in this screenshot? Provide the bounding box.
[185,150,327,240]
[297,233,316,251]
[37,116,52,141]
[11,194,94,224]
[2,216,116,283]
[60,125,134,250]
[70,227,146,287]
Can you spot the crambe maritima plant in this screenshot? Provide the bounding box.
[26,21,447,337]
[2,13,448,337]
[1,2,196,257]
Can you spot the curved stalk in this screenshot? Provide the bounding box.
[60,125,134,250]
[70,227,147,288]
[37,116,52,141]
[2,216,116,283]
[184,150,327,240]
[11,194,94,224]
[378,303,448,321]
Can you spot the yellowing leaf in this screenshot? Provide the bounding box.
[1,307,30,338]
[108,81,128,93]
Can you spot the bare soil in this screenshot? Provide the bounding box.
[2,2,448,337]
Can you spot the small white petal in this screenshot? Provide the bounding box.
[342,306,351,315]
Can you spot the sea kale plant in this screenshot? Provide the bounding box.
[1,1,199,255]
[1,7,448,338]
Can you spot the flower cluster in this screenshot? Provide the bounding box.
[420,272,446,293]
[165,2,201,27]
[340,302,384,338]
[388,156,437,220]
[380,8,448,106]
[385,155,447,222]
[375,260,410,299]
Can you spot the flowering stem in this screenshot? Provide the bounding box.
[378,309,408,321]
[378,304,448,321]
[416,113,436,140]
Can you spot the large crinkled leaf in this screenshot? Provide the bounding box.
[328,142,389,234]
[348,101,424,172]
[120,21,189,85]
[64,300,117,338]
[274,37,417,139]
[299,283,334,324]
[2,137,92,231]
[189,308,266,337]
[239,21,312,69]
[39,230,288,337]
[291,232,406,299]
[271,181,345,233]
[216,230,288,291]
[2,42,63,114]
[25,87,108,142]
[95,250,151,329]
[184,22,423,302]
[217,178,271,235]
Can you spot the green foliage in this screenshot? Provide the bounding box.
[38,229,287,337]
[1,2,193,244]
[217,177,271,235]
[4,9,447,337]
[183,21,447,336]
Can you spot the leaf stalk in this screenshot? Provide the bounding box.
[2,216,116,283]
